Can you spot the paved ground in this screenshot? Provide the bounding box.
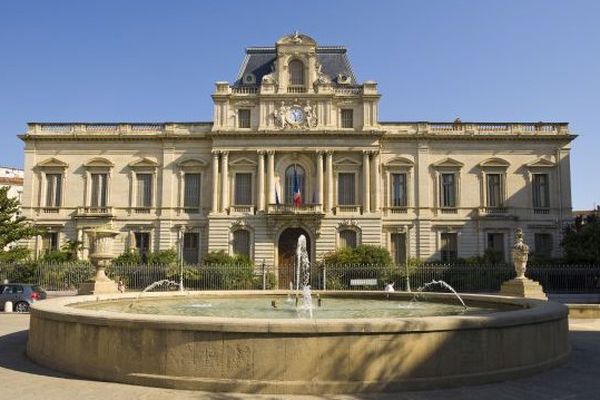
[1,314,599,400]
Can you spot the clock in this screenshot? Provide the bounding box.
[286,106,305,125]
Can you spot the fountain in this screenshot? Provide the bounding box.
[417,280,468,309]
[27,232,569,394]
[500,229,548,300]
[296,234,313,318]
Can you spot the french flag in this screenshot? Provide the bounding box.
[293,166,302,207]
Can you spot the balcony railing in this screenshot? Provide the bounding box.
[76,206,114,216]
[440,208,458,214]
[267,204,323,214]
[478,207,508,216]
[534,208,551,215]
[232,87,258,95]
[229,205,255,215]
[41,207,60,214]
[334,205,362,215]
[287,86,307,94]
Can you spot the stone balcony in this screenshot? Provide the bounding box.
[75,206,114,219]
[266,204,323,215]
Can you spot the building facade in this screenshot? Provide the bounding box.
[20,33,575,282]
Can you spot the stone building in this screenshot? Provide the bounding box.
[20,33,574,283]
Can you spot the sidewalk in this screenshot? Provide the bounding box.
[1,314,599,399]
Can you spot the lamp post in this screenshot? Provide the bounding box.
[179,226,186,292]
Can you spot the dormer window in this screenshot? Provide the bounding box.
[288,59,304,86]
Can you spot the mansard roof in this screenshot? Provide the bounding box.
[234,46,357,86]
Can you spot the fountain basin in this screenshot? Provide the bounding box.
[27,291,570,394]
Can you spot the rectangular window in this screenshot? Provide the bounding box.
[41,232,59,253]
[45,174,62,207]
[136,174,153,208]
[234,173,252,205]
[337,173,356,205]
[440,173,456,208]
[487,233,505,262]
[341,109,354,128]
[238,109,251,128]
[339,230,357,249]
[90,173,108,208]
[534,233,553,258]
[391,173,407,207]
[183,232,199,264]
[486,174,502,207]
[532,174,549,208]
[184,173,201,210]
[440,233,457,262]
[391,233,407,265]
[134,232,150,260]
[233,230,251,257]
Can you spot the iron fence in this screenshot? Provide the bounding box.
[0,261,599,293]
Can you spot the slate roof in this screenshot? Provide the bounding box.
[234,46,357,86]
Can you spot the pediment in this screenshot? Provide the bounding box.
[384,157,414,168]
[128,157,158,168]
[478,157,510,168]
[276,33,316,46]
[84,157,114,168]
[229,157,257,167]
[36,157,68,169]
[333,157,361,166]
[176,157,208,168]
[526,158,555,168]
[431,157,464,168]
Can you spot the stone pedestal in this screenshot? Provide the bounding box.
[78,228,120,295]
[500,277,548,300]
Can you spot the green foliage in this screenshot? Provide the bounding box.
[111,250,142,265]
[562,213,600,264]
[38,240,81,263]
[322,245,393,266]
[0,186,41,262]
[204,250,253,267]
[146,249,179,266]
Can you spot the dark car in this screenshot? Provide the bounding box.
[0,283,47,312]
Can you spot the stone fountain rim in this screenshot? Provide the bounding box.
[30,290,567,334]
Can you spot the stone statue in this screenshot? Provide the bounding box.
[304,101,318,128]
[512,228,529,279]
[273,101,288,128]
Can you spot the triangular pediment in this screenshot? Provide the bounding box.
[479,157,510,168]
[229,157,257,166]
[431,157,464,168]
[129,157,158,168]
[333,157,361,166]
[526,158,555,168]
[36,157,68,168]
[384,157,414,167]
[84,157,114,168]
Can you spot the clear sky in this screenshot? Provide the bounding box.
[1,0,598,209]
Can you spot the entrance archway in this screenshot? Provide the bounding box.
[277,227,311,289]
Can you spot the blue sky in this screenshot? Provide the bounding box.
[0,1,598,209]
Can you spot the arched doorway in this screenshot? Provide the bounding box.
[277,227,311,289]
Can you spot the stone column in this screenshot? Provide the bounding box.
[372,151,381,212]
[316,151,324,210]
[211,151,219,213]
[326,151,334,212]
[267,151,275,207]
[362,151,371,213]
[220,151,229,212]
[257,150,265,211]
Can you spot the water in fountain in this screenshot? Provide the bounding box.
[416,280,468,310]
[286,281,295,304]
[296,235,313,318]
[129,279,182,309]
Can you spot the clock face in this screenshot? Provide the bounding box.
[286,106,305,124]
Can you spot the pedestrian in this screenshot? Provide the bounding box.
[117,277,126,293]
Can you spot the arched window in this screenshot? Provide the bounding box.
[339,229,358,249]
[233,229,251,258]
[288,59,304,86]
[285,165,305,205]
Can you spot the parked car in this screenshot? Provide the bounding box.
[0,284,47,312]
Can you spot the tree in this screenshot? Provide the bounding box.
[322,245,393,266]
[0,186,40,262]
[561,212,600,264]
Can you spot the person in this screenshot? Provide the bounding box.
[117,278,126,293]
[384,281,395,293]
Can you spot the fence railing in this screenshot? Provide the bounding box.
[0,262,599,293]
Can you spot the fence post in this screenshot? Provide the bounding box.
[322,264,327,291]
[262,259,266,290]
